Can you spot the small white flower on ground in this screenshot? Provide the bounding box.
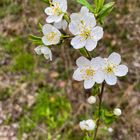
[54,19,67,30]
[113,108,122,116]
[34,46,52,61]
[108,127,114,133]
[87,96,96,104]
[42,24,61,45]
[73,56,104,89]
[45,0,67,23]
[102,52,128,85]
[69,7,103,51]
[79,119,95,131]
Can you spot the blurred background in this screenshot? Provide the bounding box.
[0,0,140,140]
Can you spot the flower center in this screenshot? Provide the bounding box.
[86,68,95,76]
[105,63,116,74]
[46,32,57,42]
[81,29,91,39]
[53,3,62,15]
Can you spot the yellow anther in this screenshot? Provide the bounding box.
[46,32,57,42]
[86,68,95,76]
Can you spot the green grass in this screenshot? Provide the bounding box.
[0,1,22,19]
[0,87,12,101]
[12,53,35,73]
[18,87,71,139]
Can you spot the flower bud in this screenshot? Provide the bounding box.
[113,108,122,116]
[87,96,96,104]
[108,127,114,133]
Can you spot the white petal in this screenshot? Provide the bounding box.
[70,13,81,23]
[54,21,62,29]
[91,26,104,40]
[76,56,90,67]
[85,39,97,51]
[41,46,51,54]
[46,14,63,23]
[105,74,117,85]
[41,47,52,61]
[83,13,96,28]
[53,0,67,12]
[69,22,80,35]
[62,20,68,30]
[85,120,95,131]
[42,24,52,35]
[80,6,89,14]
[114,65,128,77]
[71,36,86,49]
[73,68,83,81]
[108,52,121,65]
[34,46,42,55]
[42,36,51,45]
[54,20,67,30]
[84,79,95,89]
[44,7,53,15]
[60,0,67,11]
[79,121,86,130]
[94,71,104,84]
[91,57,105,69]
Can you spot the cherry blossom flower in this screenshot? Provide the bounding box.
[102,52,128,85]
[73,56,104,89]
[69,7,103,51]
[113,108,122,116]
[34,46,52,61]
[42,24,61,45]
[87,96,96,104]
[79,119,95,131]
[45,0,67,23]
[54,19,67,30]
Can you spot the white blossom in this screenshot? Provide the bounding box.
[42,24,61,45]
[87,96,96,104]
[69,7,103,51]
[113,108,122,116]
[101,52,128,85]
[79,119,95,131]
[45,0,67,23]
[34,46,52,61]
[54,19,68,30]
[73,56,104,89]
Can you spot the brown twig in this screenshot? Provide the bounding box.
[93,82,105,140]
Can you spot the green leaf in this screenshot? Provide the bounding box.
[77,0,95,12]
[29,34,41,41]
[94,0,105,12]
[98,2,115,19]
[42,0,49,4]
[101,108,117,125]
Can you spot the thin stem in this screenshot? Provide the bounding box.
[93,82,105,140]
[85,49,92,59]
